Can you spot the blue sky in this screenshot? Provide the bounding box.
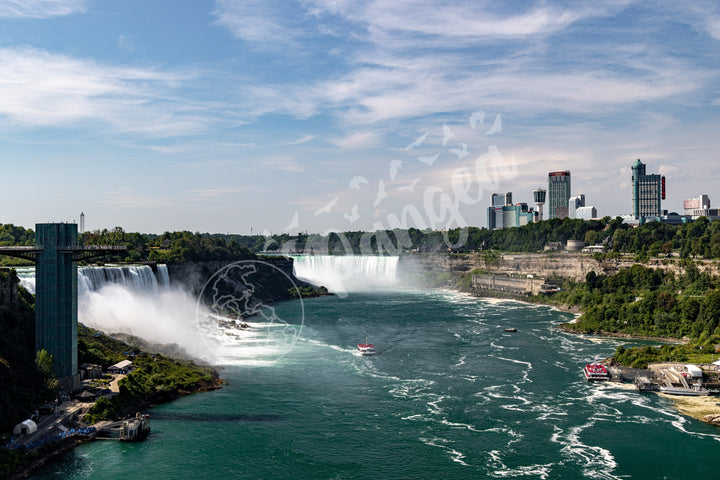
[1,0,719,235]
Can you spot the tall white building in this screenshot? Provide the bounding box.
[568,194,585,219]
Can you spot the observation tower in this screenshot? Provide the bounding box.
[533,188,546,222]
[0,223,126,385]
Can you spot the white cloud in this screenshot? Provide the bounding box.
[263,157,306,172]
[286,134,315,145]
[306,1,588,39]
[212,0,307,46]
[0,46,213,136]
[0,0,86,18]
[211,1,713,130]
[332,131,380,149]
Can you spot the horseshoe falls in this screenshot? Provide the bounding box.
[291,255,400,295]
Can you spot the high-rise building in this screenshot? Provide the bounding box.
[502,203,534,228]
[491,192,512,207]
[487,193,533,229]
[631,159,665,219]
[548,171,571,219]
[568,194,585,219]
[487,192,513,229]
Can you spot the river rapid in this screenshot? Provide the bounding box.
[30,288,720,480]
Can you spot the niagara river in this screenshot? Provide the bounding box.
[28,283,720,479]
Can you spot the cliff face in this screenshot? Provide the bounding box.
[400,252,719,283]
[167,257,306,305]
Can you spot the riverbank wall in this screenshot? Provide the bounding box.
[398,251,720,299]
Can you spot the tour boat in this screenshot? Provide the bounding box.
[583,363,610,381]
[357,337,376,356]
[659,384,709,396]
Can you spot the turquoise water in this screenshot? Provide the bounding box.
[30,290,720,479]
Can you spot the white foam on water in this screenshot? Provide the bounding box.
[419,436,470,467]
[550,422,620,479]
[486,450,554,479]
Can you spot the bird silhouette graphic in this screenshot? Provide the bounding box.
[373,179,388,207]
[348,176,370,189]
[418,153,439,166]
[469,111,486,131]
[442,124,455,146]
[485,114,502,136]
[344,204,360,223]
[283,212,299,232]
[398,178,421,192]
[449,143,468,159]
[404,132,428,150]
[314,198,339,216]
[389,159,403,181]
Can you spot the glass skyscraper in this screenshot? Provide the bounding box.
[548,171,571,219]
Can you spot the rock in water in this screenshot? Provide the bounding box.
[701,414,720,426]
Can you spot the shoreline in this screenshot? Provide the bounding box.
[458,285,691,344]
[456,285,720,427]
[4,370,224,480]
[554,323,689,344]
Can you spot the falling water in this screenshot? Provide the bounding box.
[291,255,400,296]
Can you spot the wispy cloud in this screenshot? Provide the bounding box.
[0,46,213,136]
[186,186,262,199]
[332,131,380,149]
[0,0,87,18]
[263,157,306,172]
[286,134,315,145]
[212,0,715,129]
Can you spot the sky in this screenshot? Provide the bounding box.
[1,0,719,235]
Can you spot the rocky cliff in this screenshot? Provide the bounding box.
[167,257,315,308]
[400,252,720,284]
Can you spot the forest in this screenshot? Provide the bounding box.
[3,216,720,261]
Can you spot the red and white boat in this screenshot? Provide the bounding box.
[583,363,610,381]
[357,337,376,356]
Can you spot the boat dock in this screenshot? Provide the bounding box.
[593,362,720,396]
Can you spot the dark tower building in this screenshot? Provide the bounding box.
[632,159,665,219]
[0,223,125,383]
[34,224,79,378]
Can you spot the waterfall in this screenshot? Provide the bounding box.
[291,255,400,296]
[15,267,36,294]
[79,265,163,294]
[14,264,169,295]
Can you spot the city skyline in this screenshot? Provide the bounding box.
[1,2,719,234]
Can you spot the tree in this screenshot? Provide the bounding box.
[35,349,58,390]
